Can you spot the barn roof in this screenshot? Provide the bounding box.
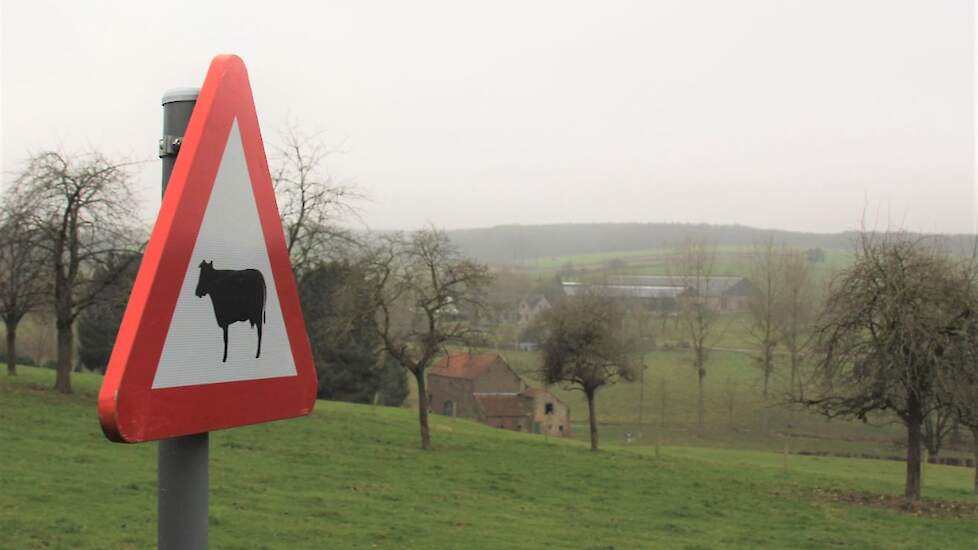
[563,281,684,299]
[429,352,502,380]
[609,275,750,297]
[474,394,528,418]
[564,275,752,299]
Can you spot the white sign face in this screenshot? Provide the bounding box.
[152,120,298,389]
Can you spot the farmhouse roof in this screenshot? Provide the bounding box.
[609,275,750,297]
[562,275,752,298]
[474,393,528,418]
[429,352,501,380]
[562,281,684,299]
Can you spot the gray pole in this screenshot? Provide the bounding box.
[161,87,199,190]
[158,87,208,550]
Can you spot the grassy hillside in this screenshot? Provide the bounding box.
[415,347,974,463]
[4,367,978,549]
[447,222,977,265]
[446,223,862,264]
[511,245,852,283]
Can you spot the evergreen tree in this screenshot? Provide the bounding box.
[299,261,407,405]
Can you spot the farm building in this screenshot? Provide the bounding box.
[563,275,753,312]
[482,291,555,327]
[427,352,571,437]
[517,294,551,326]
[520,387,571,437]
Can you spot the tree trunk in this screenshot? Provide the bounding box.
[904,403,923,501]
[586,388,599,451]
[414,369,431,450]
[971,427,978,496]
[761,354,770,433]
[697,366,705,433]
[5,320,17,376]
[762,363,770,400]
[53,322,74,394]
[789,350,797,396]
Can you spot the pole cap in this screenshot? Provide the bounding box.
[162,87,200,105]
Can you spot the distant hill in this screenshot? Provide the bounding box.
[446,223,976,264]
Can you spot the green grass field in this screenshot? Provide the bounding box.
[4,367,978,549]
[446,347,974,463]
[510,245,853,283]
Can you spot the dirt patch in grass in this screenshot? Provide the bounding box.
[813,487,978,518]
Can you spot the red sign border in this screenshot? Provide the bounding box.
[98,55,317,443]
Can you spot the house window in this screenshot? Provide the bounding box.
[559,425,563,432]
[545,403,554,414]
[443,400,456,417]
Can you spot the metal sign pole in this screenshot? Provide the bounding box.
[159,87,208,550]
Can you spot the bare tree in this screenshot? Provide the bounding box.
[776,249,816,397]
[805,232,960,501]
[938,255,978,494]
[0,205,47,375]
[537,292,638,451]
[364,228,492,450]
[272,125,362,277]
[747,237,782,431]
[721,376,738,431]
[669,236,719,432]
[656,375,669,430]
[10,151,142,393]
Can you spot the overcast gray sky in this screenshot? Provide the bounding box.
[1,0,974,234]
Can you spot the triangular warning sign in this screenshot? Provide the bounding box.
[99,55,317,443]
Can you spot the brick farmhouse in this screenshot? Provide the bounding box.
[427,352,570,437]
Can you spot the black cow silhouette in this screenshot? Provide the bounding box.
[194,260,266,362]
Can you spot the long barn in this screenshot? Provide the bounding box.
[562,275,753,312]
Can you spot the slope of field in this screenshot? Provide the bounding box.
[4,367,978,549]
[510,245,851,283]
[446,223,862,264]
[435,348,971,462]
[447,222,977,265]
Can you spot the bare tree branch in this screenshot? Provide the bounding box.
[804,230,962,501]
[8,150,143,392]
[362,228,492,450]
[668,235,718,433]
[271,125,365,277]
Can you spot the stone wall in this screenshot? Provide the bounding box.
[528,392,571,437]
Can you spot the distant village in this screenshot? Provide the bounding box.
[427,274,753,435]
